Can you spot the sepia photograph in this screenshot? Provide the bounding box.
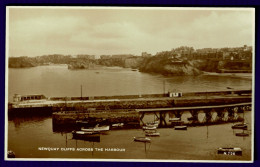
[5,6,254,162]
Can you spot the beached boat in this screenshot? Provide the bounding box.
[231,123,247,129]
[134,137,151,143]
[174,125,187,130]
[81,124,110,132]
[217,147,242,156]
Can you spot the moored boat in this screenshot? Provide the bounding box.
[231,123,247,129]
[81,124,110,132]
[7,150,15,158]
[142,125,157,130]
[72,130,100,141]
[145,131,160,137]
[169,117,181,122]
[134,137,151,142]
[174,125,187,130]
[76,120,89,126]
[112,123,124,127]
[235,132,249,137]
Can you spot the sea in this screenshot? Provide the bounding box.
[7,64,253,161]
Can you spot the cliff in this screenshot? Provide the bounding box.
[193,59,252,73]
[139,53,202,76]
[68,60,96,69]
[9,57,37,68]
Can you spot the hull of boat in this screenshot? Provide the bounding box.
[134,137,151,143]
[174,126,187,130]
[142,126,157,130]
[145,133,160,137]
[81,126,110,132]
[72,131,100,141]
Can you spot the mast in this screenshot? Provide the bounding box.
[81,85,82,100]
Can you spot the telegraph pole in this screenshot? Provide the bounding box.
[81,85,82,100]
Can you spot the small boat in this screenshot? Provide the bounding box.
[81,124,110,132]
[169,118,181,122]
[142,126,157,130]
[232,123,247,129]
[145,122,159,128]
[134,137,151,143]
[145,131,160,137]
[174,126,187,130]
[72,130,99,135]
[7,150,15,158]
[235,132,249,137]
[217,147,242,156]
[72,130,100,141]
[76,120,89,126]
[112,123,124,127]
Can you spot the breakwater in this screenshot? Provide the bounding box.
[9,90,251,113]
[9,90,252,128]
[52,109,140,132]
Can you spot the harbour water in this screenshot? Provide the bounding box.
[7,65,253,160]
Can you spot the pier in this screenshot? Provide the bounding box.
[136,102,251,127]
[8,90,252,128]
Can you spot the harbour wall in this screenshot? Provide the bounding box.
[48,90,251,101]
[52,110,139,127]
[51,95,251,128]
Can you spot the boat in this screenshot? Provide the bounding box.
[145,131,160,137]
[81,124,110,132]
[235,132,249,137]
[145,122,159,128]
[134,137,151,143]
[76,120,89,126]
[112,123,124,127]
[232,108,248,130]
[217,147,242,156]
[232,123,247,129]
[142,125,157,130]
[72,131,100,141]
[174,125,187,130]
[169,117,181,122]
[7,150,15,158]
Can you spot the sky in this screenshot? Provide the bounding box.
[7,7,254,57]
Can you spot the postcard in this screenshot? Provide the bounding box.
[5,6,254,162]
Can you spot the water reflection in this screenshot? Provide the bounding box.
[8,115,49,128]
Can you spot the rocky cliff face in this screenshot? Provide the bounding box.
[193,59,252,72]
[9,57,37,68]
[124,57,144,68]
[68,60,96,69]
[139,56,202,76]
